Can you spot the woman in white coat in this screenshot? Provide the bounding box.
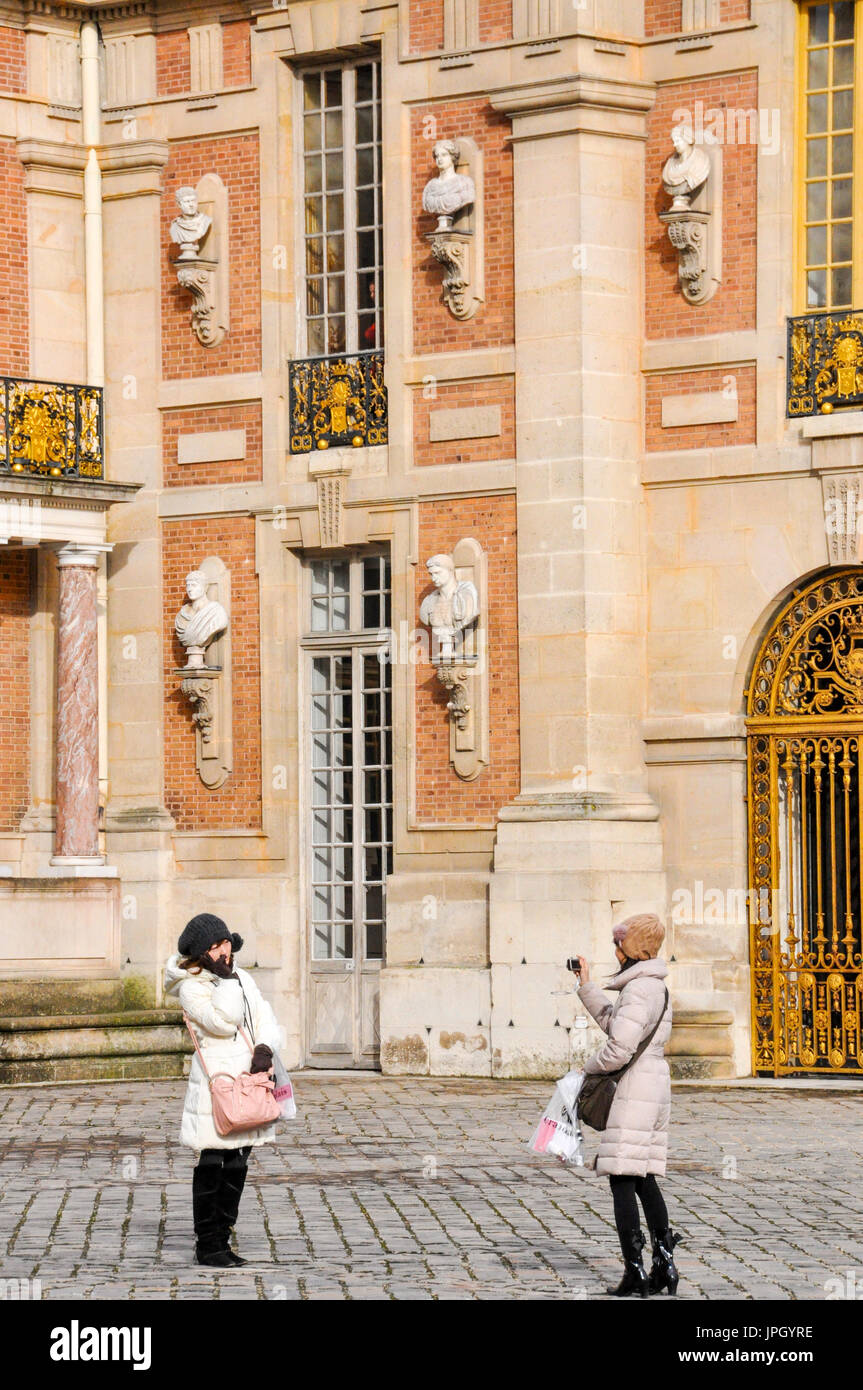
[576,913,682,1298]
[165,913,283,1267]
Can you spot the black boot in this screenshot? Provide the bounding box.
[648,1228,682,1295]
[193,1154,234,1267]
[607,1228,649,1298]
[216,1147,251,1266]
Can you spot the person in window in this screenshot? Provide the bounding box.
[362,277,378,348]
[164,914,283,1267]
[575,914,681,1297]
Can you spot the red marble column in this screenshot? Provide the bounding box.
[53,546,103,863]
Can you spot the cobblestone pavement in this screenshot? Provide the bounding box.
[0,1075,861,1301]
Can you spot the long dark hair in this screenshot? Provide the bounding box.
[178,949,230,975]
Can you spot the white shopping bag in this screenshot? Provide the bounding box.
[272,1050,297,1120]
[528,1069,584,1167]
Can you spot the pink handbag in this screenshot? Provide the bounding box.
[184,1013,281,1137]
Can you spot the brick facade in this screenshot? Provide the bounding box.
[478,2,511,43]
[412,100,514,355]
[645,364,756,452]
[0,140,28,375]
[0,549,30,831]
[646,73,757,339]
[162,517,262,831]
[415,495,520,823]
[412,378,515,467]
[222,20,251,87]
[161,134,261,379]
[644,0,681,36]
[156,29,189,97]
[408,0,445,53]
[720,0,750,20]
[162,402,263,488]
[0,25,25,93]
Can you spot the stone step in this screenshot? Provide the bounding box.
[0,978,126,1017]
[0,1053,189,1085]
[0,1008,182,1032]
[669,1055,736,1080]
[0,1022,191,1063]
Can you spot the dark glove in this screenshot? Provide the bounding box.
[206,956,237,980]
[249,1044,273,1074]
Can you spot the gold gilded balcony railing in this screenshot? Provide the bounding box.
[288,350,387,454]
[0,377,103,479]
[787,310,863,417]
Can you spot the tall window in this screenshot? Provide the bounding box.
[799,1,858,309]
[301,61,384,356]
[304,553,392,963]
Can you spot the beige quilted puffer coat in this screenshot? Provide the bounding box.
[578,958,671,1177]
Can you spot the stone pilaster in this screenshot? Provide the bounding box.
[52,544,110,865]
[485,76,668,1076]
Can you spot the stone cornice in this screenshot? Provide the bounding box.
[0,475,142,507]
[489,73,656,142]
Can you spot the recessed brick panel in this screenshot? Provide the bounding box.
[415,495,520,822]
[0,25,25,93]
[720,0,750,20]
[644,0,681,35]
[163,517,262,831]
[0,549,30,831]
[222,19,251,87]
[161,134,261,379]
[409,0,445,53]
[646,73,757,339]
[413,100,514,354]
[645,364,756,451]
[156,29,189,97]
[413,377,515,467]
[479,2,511,42]
[0,140,28,375]
[162,401,262,487]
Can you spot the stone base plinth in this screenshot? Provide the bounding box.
[379,965,491,1077]
[0,877,120,976]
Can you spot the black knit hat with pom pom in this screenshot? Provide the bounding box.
[178,913,243,959]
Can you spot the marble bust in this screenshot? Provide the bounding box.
[422,140,475,232]
[661,125,710,211]
[175,571,228,669]
[170,186,212,260]
[420,553,479,661]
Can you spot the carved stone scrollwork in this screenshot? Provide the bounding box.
[426,231,481,321]
[174,557,233,789]
[181,675,216,743]
[176,258,224,347]
[659,210,710,304]
[435,663,472,731]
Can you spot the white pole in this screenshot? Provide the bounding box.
[80,20,104,388]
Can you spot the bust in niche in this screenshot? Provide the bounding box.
[175,570,227,669]
[422,140,475,232]
[170,186,212,260]
[661,124,710,211]
[419,553,479,662]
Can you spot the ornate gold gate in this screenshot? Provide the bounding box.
[746,568,863,1074]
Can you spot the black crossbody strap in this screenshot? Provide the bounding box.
[609,985,669,1081]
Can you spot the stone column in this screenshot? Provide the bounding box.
[485,75,669,1077]
[52,544,108,865]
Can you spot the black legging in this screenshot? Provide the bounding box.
[609,1174,668,1237]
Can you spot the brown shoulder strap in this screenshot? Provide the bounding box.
[183,1012,254,1082]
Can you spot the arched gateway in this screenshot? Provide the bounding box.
[746,568,863,1075]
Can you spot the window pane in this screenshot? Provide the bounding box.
[807,266,828,306]
[305,238,323,276]
[325,153,343,189]
[326,194,344,232]
[304,113,321,152]
[834,2,854,41]
[324,71,342,108]
[304,155,322,193]
[832,177,853,217]
[833,87,854,129]
[307,319,325,355]
[808,47,829,89]
[807,224,828,265]
[324,111,343,147]
[305,196,323,235]
[365,921,383,960]
[807,181,828,220]
[832,133,853,173]
[357,187,375,226]
[807,138,828,177]
[356,64,374,102]
[303,74,321,110]
[807,92,829,131]
[356,106,374,144]
[832,263,853,304]
[832,220,853,261]
[834,43,854,84]
[356,146,375,186]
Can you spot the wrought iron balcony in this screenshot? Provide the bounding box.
[288,350,387,454]
[0,377,103,479]
[787,310,863,418]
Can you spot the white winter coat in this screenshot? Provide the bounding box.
[164,954,284,1153]
[578,957,672,1177]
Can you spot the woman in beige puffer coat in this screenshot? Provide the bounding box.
[576,913,682,1299]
